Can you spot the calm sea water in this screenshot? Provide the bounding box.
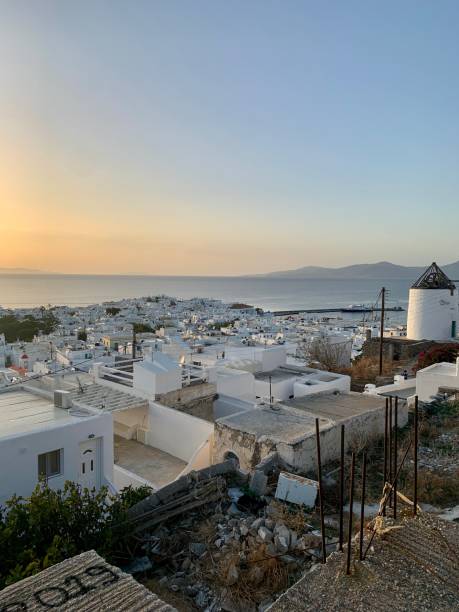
[0,274,411,323]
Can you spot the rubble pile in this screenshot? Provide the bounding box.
[137,488,333,612]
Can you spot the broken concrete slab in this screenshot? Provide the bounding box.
[250,470,269,496]
[275,471,319,508]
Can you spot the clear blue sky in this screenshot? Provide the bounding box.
[1,0,459,274]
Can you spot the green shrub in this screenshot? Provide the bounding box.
[0,313,58,342]
[0,481,152,588]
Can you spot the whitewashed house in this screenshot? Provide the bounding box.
[365,357,459,403]
[0,387,114,505]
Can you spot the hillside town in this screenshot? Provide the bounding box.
[0,263,458,610]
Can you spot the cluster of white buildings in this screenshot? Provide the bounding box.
[0,262,458,505]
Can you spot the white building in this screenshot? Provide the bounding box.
[407,262,458,341]
[133,352,182,396]
[365,357,459,403]
[0,387,114,505]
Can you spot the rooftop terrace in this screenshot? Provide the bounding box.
[114,435,186,489]
[282,391,384,421]
[0,390,81,439]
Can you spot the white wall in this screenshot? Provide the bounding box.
[279,404,408,471]
[257,346,287,372]
[113,464,155,491]
[416,359,459,401]
[216,368,254,399]
[294,373,350,398]
[0,413,113,505]
[133,355,182,396]
[365,377,415,398]
[147,401,213,463]
[254,378,293,401]
[178,438,213,476]
[113,406,149,439]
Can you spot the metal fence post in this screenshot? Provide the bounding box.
[346,452,356,575]
[359,451,367,561]
[315,418,327,563]
[339,424,345,551]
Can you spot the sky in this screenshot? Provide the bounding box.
[1,1,459,276]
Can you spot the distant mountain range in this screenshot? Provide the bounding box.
[250,260,459,280]
[0,267,43,274]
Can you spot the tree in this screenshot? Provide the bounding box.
[133,322,154,333]
[0,313,58,342]
[77,329,88,341]
[297,336,351,371]
[106,307,121,316]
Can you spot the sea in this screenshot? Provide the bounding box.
[0,274,411,324]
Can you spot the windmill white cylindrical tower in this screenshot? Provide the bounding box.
[406,262,458,341]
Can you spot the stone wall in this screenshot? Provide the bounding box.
[157,382,217,422]
[362,338,437,362]
[213,401,408,473]
[213,423,277,471]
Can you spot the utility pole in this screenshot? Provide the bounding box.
[379,287,386,376]
[132,325,137,359]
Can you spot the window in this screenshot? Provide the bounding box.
[38,449,62,478]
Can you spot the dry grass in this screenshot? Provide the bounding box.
[414,470,459,507]
[145,577,195,611]
[204,541,290,608]
[192,511,302,608]
[267,499,312,533]
[342,356,393,380]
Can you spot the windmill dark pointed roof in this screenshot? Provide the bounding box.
[411,262,456,290]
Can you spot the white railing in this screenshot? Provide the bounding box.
[181,363,208,386]
[98,365,134,387]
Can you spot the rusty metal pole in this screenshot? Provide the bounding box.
[359,451,367,561]
[414,395,419,516]
[346,452,356,575]
[388,398,393,508]
[388,397,393,508]
[393,397,398,519]
[383,397,388,516]
[339,424,345,551]
[315,418,327,564]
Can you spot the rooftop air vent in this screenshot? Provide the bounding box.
[54,389,72,410]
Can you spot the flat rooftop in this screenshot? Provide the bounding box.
[216,392,385,444]
[0,390,78,439]
[422,362,457,375]
[114,435,186,489]
[254,366,342,384]
[255,367,299,382]
[216,404,331,444]
[380,387,416,400]
[282,392,384,420]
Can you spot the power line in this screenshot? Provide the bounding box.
[3,356,99,389]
